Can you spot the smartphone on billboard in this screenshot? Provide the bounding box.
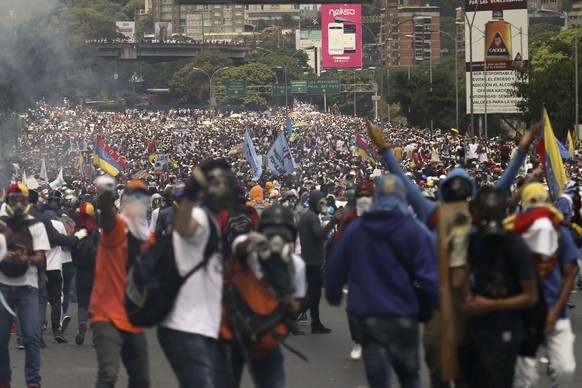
[328,23,344,55]
[343,24,356,53]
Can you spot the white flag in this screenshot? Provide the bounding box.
[49,167,64,190]
[242,130,262,180]
[40,159,49,184]
[22,170,28,188]
[266,132,296,176]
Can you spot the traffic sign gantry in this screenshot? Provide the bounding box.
[225,80,247,96]
[291,80,307,94]
[307,79,340,95]
[272,84,291,96]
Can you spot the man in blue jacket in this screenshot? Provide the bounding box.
[326,174,438,388]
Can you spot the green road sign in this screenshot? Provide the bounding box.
[291,80,307,94]
[225,80,247,96]
[307,79,340,95]
[272,84,291,96]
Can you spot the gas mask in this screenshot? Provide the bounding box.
[256,234,296,299]
[6,195,30,219]
[356,196,373,216]
[474,188,507,237]
[440,177,473,203]
[204,168,236,214]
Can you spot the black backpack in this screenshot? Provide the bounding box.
[124,209,219,327]
[72,229,99,270]
[223,211,253,248]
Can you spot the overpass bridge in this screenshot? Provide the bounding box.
[90,42,254,64]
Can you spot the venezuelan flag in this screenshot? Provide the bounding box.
[355,134,375,162]
[567,130,575,159]
[94,137,127,177]
[536,108,567,200]
[147,140,157,163]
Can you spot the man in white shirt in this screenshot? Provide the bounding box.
[158,159,236,388]
[0,183,50,388]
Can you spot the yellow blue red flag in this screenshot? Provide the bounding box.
[536,108,567,200]
[93,137,127,177]
[355,134,375,162]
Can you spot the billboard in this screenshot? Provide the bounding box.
[321,4,362,68]
[116,22,135,40]
[464,0,528,114]
[155,22,172,43]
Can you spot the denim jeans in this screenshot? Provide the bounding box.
[61,262,75,315]
[93,321,150,388]
[45,270,63,332]
[357,316,421,388]
[214,341,285,388]
[0,284,41,386]
[158,327,216,388]
[75,268,94,323]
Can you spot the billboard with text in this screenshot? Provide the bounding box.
[321,4,362,68]
[464,0,528,114]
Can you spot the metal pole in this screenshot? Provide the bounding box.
[455,36,459,133]
[387,67,391,124]
[469,24,475,136]
[576,29,579,140]
[353,69,357,117]
[429,40,433,136]
[380,68,384,122]
[484,32,488,139]
[284,65,288,108]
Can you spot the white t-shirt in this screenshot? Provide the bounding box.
[46,220,65,271]
[160,207,223,338]
[0,215,51,288]
[468,143,479,159]
[149,207,160,233]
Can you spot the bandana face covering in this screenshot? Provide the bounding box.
[356,196,373,216]
[121,193,150,241]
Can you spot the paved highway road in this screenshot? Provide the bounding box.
[6,289,582,387]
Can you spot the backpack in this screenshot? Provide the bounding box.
[220,261,295,361]
[0,216,38,278]
[223,211,253,248]
[124,209,218,327]
[72,229,99,270]
[252,200,266,215]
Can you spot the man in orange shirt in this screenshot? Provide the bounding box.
[90,177,154,388]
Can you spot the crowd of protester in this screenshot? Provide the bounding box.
[0,100,581,388]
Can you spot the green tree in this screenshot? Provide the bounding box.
[169,50,234,104]
[514,29,576,135]
[218,63,277,109]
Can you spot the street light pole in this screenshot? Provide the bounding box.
[406,34,433,134]
[577,29,579,140]
[435,30,459,132]
[256,46,312,109]
[191,66,229,119]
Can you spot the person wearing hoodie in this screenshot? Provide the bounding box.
[326,174,438,388]
[246,183,269,215]
[297,190,343,334]
[333,181,375,360]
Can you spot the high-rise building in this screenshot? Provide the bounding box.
[244,4,300,30]
[151,1,246,40]
[570,0,582,28]
[528,0,562,12]
[380,1,440,69]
